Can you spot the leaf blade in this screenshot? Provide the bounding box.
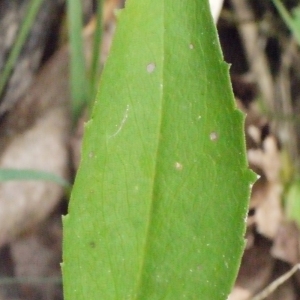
[63,1,254,299]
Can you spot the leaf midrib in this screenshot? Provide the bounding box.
[133,2,165,298]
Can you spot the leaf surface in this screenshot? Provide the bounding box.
[63,1,254,299]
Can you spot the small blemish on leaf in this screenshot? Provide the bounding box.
[197,265,202,271]
[147,63,155,73]
[89,151,94,158]
[89,241,96,248]
[189,43,194,49]
[210,132,218,141]
[175,162,183,170]
[109,105,130,138]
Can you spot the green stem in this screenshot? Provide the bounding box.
[0,0,44,97]
[67,0,88,122]
[89,0,104,102]
[272,0,300,45]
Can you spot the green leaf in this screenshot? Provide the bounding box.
[63,0,255,299]
[285,179,300,227]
